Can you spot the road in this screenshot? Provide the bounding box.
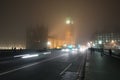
[0,50,86,80]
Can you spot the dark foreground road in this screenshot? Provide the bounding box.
[0,50,86,80]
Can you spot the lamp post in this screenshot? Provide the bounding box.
[110,40,116,49]
[47,41,51,49]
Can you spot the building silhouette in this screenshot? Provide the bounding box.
[93,32,120,49]
[26,25,48,49]
[65,24,75,45]
[26,22,76,49]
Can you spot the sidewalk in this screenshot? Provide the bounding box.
[85,51,120,80]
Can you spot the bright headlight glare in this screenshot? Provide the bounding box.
[21,54,39,59]
[72,48,78,51]
[62,49,70,52]
[43,52,51,55]
[61,49,65,51]
[79,46,88,52]
[65,49,70,52]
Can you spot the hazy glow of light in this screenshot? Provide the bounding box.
[65,17,73,25]
[78,45,81,48]
[63,53,69,57]
[66,20,71,24]
[72,48,78,51]
[92,43,95,47]
[21,54,39,59]
[47,41,51,46]
[14,55,24,58]
[90,41,92,44]
[67,45,73,49]
[57,46,60,49]
[0,47,12,49]
[0,46,25,50]
[87,42,91,47]
[79,46,88,52]
[106,40,108,42]
[63,44,67,47]
[111,40,115,43]
[43,52,51,55]
[61,49,70,52]
[71,48,78,54]
[98,40,102,44]
[71,50,77,54]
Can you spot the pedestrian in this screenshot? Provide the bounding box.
[101,48,104,57]
[90,47,93,55]
[109,49,112,56]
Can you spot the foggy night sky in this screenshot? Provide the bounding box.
[0,0,120,45]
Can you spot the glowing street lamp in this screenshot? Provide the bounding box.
[63,44,67,47]
[87,42,91,47]
[98,40,102,44]
[111,40,115,44]
[47,41,51,46]
[47,41,52,49]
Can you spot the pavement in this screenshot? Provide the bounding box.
[85,51,120,80]
[0,50,85,80]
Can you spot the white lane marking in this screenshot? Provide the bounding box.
[0,55,63,76]
[76,60,82,75]
[60,63,72,75]
[85,62,89,67]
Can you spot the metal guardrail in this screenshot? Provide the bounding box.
[0,49,61,57]
[0,49,62,60]
[89,48,120,58]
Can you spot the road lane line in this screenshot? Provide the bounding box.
[60,63,72,75]
[0,55,63,76]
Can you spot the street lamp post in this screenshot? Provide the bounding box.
[47,41,51,49]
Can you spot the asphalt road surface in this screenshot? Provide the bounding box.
[0,50,86,80]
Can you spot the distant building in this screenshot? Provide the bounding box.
[65,25,75,45]
[26,25,48,49]
[64,18,75,46]
[47,36,65,49]
[26,22,76,49]
[93,33,120,49]
[47,21,75,49]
